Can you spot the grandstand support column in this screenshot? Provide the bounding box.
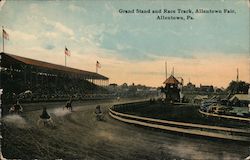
[10,65,13,80]
[36,68,38,87]
[29,66,32,86]
[46,71,49,87]
[23,65,27,85]
[41,73,43,86]
[56,75,58,86]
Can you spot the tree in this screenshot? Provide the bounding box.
[227,80,249,94]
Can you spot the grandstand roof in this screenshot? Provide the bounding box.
[0,52,108,80]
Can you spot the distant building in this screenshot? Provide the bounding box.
[200,84,214,92]
[229,94,250,107]
[214,87,224,93]
[183,82,196,91]
[193,95,209,104]
[121,83,128,88]
[187,82,195,88]
[163,75,180,102]
[109,83,118,87]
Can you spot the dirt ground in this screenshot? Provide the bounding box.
[1,99,250,160]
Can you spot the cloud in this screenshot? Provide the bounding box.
[235,0,250,8]
[29,3,40,14]
[1,1,248,88]
[54,22,74,36]
[44,31,59,39]
[43,43,55,50]
[68,4,86,12]
[130,71,164,76]
[7,29,37,41]
[7,40,249,88]
[116,43,131,50]
[43,17,74,36]
[0,0,6,11]
[80,36,97,47]
[79,24,107,47]
[105,2,121,19]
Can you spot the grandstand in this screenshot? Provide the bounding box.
[0,52,111,104]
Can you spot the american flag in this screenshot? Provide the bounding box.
[65,47,70,56]
[96,61,101,68]
[3,29,9,40]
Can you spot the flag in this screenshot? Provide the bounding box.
[65,47,70,56]
[3,29,9,40]
[96,61,101,68]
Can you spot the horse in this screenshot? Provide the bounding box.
[37,117,54,127]
[37,107,54,127]
[9,101,23,114]
[95,105,105,121]
[63,99,73,111]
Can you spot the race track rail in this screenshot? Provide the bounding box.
[109,107,250,142]
[199,109,250,122]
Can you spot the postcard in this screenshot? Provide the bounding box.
[0,0,250,159]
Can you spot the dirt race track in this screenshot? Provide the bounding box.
[2,99,250,160]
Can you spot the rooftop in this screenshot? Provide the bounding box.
[163,75,180,84]
[1,52,108,80]
[229,94,250,101]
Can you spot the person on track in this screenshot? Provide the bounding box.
[95,105,102,114]
[38,107,53,127]
[9,100,23,114]
[40,107,50,120]
[64,96,73,111]
[95,105,104,121]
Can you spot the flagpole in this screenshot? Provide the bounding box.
[165,61,167,79]
[65,46,66,67]
[2,26,4,53]
[96,64,98,73]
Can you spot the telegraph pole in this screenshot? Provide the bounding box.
[2,26,4,52]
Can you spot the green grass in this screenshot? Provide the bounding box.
[121,103,250,129]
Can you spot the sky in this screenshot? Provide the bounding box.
[0,0,249,88]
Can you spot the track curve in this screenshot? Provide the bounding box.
[2,100,250,160]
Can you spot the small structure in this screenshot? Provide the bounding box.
[163,75,180,102]
[184,82,196,91]
[193,95,209,104]
[200,84,214,92]
[229,94,250,107]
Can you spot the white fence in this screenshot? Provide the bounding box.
[109,103,250,142]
